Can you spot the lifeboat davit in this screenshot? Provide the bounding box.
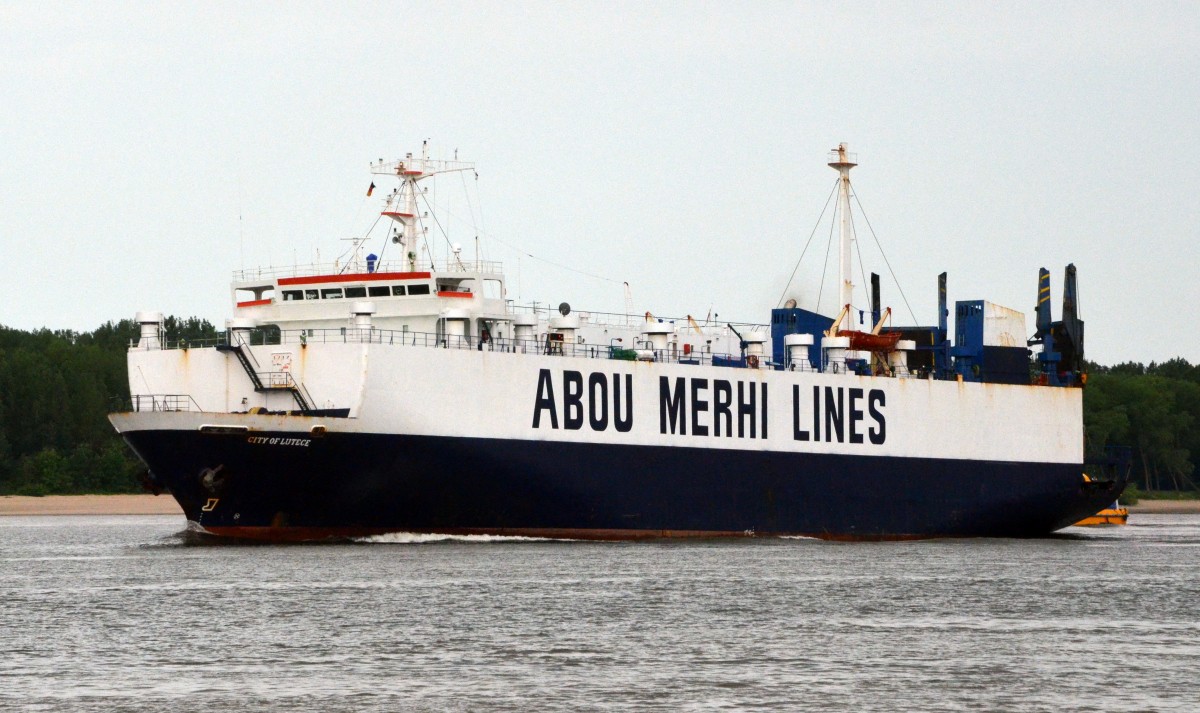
[836,330,902,352]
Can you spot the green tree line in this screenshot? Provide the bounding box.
[1084,358,1200,492]
[1,317,1197,495]
[0,317,218,495]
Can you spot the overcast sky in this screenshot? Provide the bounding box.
[3,2,1197,364]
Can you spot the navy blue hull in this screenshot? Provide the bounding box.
[121,429,1121,540]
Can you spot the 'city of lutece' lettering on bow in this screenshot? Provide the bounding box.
[530,369,886,445]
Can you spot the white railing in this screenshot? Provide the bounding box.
[506,303,762,333]
[269,327,811,372]
[131,394,204,412]
[233,258,503,283]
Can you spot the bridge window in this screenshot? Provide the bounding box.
[305,289,319,300]
[391,285,407,296]
[369,286,390,297]
[282,290,304,301]
[344,286,367,298]
[408,284,431,295]
[321,288,343,299]
[437,278,470,293]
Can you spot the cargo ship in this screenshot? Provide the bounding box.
[109,144,1125,540]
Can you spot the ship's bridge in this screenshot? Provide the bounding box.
[230,257,508,334]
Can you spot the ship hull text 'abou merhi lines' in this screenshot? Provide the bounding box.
[109,144,1125,541]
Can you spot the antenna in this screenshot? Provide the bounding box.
[236,155,245,270]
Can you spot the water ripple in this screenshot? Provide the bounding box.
[1,514,1197,711]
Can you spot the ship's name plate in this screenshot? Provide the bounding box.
[247,436,312,447]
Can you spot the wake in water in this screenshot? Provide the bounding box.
[151,523,571,546]
[354,532,566,544]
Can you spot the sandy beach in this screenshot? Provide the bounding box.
[1125,500,1200,514]
[0,494,183,516]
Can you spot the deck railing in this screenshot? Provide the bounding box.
[505,304,758,332]
[129,394,205,412]
[138,326,814,371]
[233,258,503,282]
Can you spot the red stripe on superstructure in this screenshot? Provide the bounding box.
[438,291,473,298]
[278,271,431,286]
[236,299,272,307]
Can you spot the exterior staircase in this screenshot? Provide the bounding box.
[217,340,314,413]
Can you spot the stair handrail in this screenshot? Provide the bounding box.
[228,330,262,369]
[295,381,316,411]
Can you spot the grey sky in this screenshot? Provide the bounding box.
[2,2,1197,364]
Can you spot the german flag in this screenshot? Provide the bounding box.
[366,182,376,197]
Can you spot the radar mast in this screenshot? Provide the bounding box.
[371,141,475,271]
[828,143,858,327]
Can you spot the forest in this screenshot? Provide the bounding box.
[1084,359,1200,493]
[0,318,1197,496]
[0,318,218,495]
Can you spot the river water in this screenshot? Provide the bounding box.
[1,514,1197,712]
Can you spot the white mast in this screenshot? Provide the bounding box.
[372,141,475,271]
[828,143,857,327]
